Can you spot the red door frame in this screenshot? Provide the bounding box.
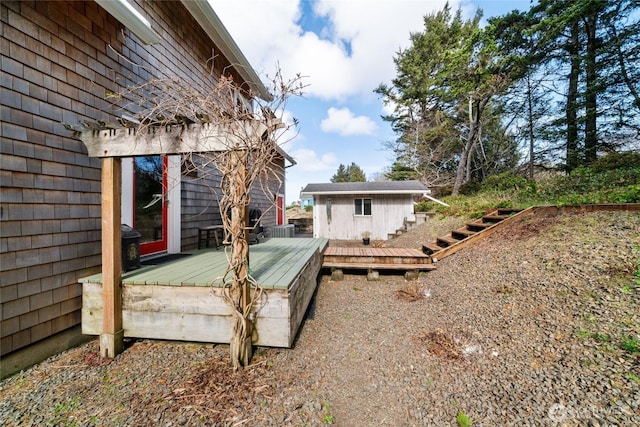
[276,195,284,225]
[134,156,168,255]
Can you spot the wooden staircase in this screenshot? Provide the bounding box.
[422,207,531,263]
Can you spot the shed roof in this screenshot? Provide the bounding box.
[301,181,428,195]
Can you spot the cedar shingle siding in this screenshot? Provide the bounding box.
[1,1,280,357]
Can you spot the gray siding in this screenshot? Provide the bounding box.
[313,194,416,240]
[180,156,285,249]
[0,0,263,356]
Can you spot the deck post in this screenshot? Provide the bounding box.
[100,157,124,358]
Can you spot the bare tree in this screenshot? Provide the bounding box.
[112,69,305,369]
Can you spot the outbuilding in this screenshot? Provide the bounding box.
[301,181,429,241]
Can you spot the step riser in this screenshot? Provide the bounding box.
[426,207,526,262]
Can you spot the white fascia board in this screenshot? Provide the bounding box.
[180,0,271,101]
[96,0,162,45]
[300,190,424,196]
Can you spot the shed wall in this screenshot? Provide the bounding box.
[312,194,416,240]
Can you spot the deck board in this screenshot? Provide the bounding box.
[322,246,432,271]
[323,247,430,259]
[80,238,329,290]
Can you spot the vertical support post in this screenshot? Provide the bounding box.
[100,157,124,358]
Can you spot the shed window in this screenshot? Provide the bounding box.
[354,198,372,216]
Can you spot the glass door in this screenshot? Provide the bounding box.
[134,155,168,255]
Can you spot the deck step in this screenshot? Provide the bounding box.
[482,214,510,223]
[451,228,476,239]
[436,235,461,247]
[466,222,491,231]
[422,242,445,255]
[497,208,523,215]
[421,206,530,263]
[323,261,436,271]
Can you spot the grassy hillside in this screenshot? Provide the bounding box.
[417,151,640,218]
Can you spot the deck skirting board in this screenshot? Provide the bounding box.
[81,238,329,348]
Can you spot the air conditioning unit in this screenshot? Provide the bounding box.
[271,224,295,238]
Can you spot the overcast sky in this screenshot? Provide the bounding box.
[209,0,534,204]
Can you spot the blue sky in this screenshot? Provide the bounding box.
[209,0,534,204]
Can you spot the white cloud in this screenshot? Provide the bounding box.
[291,148,337,171]
[209,0,459,101]
[320,107,377,136]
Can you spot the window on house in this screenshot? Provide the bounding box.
[354,198,372,216]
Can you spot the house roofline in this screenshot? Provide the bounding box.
[180,0,271,101]
[276,146,296,167]
[300,189,425,196]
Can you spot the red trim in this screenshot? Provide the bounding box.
[137,156,168,255]
[277,195,284,225]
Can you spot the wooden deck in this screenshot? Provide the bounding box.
[81,238,329,348]
[322,247,436,271]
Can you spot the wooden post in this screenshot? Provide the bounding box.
[100,157,124,358]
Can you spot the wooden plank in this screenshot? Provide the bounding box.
[322,262,436,270]
[286,249,324,346]
[79,120,278,158]
[100,157,123,358]
[83,283,294,347]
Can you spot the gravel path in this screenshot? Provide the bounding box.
[1,210,639,426]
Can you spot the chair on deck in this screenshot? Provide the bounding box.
[197,225,224,249]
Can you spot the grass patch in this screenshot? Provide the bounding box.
[415,152,640,217]
[456,411,473,427]
[621,336,640,354]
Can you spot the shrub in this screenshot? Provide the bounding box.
[459,179,481,195]
[481,172,532,193]
[432,185,453,198]
[588,151,640,171]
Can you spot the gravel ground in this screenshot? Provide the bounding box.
[1,210,639,426]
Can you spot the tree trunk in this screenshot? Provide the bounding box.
[526,73,535,180]
[610,24,640,112]
[584,11,598,164]
[227,154,254,370]
[453,98,484,195]
[566,20,580,172]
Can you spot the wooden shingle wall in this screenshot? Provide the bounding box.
[180,156,285,249]
[0,0,255,356]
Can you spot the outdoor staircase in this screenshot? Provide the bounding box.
[388,212,436,240]
[422,207,530,263]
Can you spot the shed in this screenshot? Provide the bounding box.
[301,181,429,241]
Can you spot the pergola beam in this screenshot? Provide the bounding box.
[79,121,277,158]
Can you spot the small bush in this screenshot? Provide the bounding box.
[414,201,438,212]
[588,151,640,171]
[432,185,453,198]
[481,172,532,193]
[459,180,481,195]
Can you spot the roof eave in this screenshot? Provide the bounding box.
[276,145,296,167]
[96,0,162,45]
[301,190,425,196]
[179,0,271,101]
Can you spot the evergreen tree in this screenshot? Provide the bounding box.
[331,162,367,182]
[524,0,640,170]
[376,4,520,194]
